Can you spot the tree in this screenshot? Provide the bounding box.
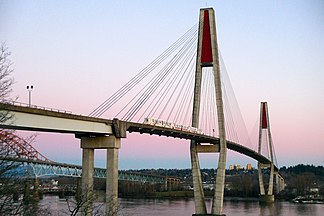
[0,43,14,122]
[0,43,13,100]
[63,183,106,216]
[0,44,52,215]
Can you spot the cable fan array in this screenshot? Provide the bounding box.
[260,128,279,168]
[89,24,199,128]
[89,22,258,144]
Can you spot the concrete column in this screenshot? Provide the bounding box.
[258,163,265,195]
[266,103,274,196]
[268,163,274,195]
[190,7,207,214]
[191,141,207,214]
[209,8,228,215]
[81,136,121,216]
[257,103,265,196]
[275,173,280,194]
[167,179,171,191]
[280,177,285,191]
[106,145,119,216]
[81,148,94,216]
[33,177,40,202]
[277,176,285,192]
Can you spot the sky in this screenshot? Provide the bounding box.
[0,0,323,169]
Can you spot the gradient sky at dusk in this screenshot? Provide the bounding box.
[1,1,323,169]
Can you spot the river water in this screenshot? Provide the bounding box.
[40,195,324,216]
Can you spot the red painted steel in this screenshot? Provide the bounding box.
[0,130,52,162]
[201,10,213,64]
[261,103,268,129]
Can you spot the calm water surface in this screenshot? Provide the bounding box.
[40,195,324,216]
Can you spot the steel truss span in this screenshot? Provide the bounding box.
[1,157,166,184]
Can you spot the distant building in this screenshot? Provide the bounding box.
[229,164,244,171]
[233,164,244,171]
[246,163,252,171]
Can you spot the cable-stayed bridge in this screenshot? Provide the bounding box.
[0,7,284,216]
[1,103,278,170]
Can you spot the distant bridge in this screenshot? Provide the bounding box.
[0,157,170,184]
[0,129,175,184]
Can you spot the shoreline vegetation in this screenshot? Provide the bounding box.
[37,164,324,202]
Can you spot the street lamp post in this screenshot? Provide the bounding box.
[26,85,33,107]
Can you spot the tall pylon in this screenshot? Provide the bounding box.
[257,102,275,202]
[190,8,227,215]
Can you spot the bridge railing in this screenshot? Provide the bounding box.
[0,100,72,114]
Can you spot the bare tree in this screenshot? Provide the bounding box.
[0,44,51,215]
[0,43,13,100]
[64,185,104,216]
[0,43,14,122]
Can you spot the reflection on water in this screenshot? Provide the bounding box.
[39,195,324,216]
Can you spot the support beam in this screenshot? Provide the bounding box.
[268,163,274,195]
[81,148,94,216]
[275,173,280,194]
[190,142,207,214]
[258,163,265,195]
[210,7,227,215]
[190,7,207,215]
[280,177,285,192]
[80,136,121,216]
[196,144,220,153]
[276,174,285,193]
[106,147,119,216]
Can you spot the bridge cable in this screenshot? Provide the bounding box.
[114,29,196,120]
[121,30,197,121]
[157,48,196,121]
[166,56,195,123]
[120,30,197,120]
[219,53,253,147]
[173,69,195,124]
[90,25,197,117]
[121,42,191,120]
[142,39,197,122]
[89,23,198,118]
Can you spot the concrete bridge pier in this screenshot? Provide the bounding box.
[258,163,275,203]
[259,194,275,202]
[106,139,120,216]
[279,177,285,192]
[80,136,121,216]
[190,142,207,214]
[275,173,285,194]
[80,144,94,216]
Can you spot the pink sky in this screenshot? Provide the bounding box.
[2,1,324,169]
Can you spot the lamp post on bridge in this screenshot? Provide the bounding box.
[26,85,33,107]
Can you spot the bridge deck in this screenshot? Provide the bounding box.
[0,102,279,172]
[0,102,113,135]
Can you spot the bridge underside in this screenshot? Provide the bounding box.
[127,123,219,144]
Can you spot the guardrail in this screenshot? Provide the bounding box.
[0,100,72,114]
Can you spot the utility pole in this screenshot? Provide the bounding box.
[26,85,33,107]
